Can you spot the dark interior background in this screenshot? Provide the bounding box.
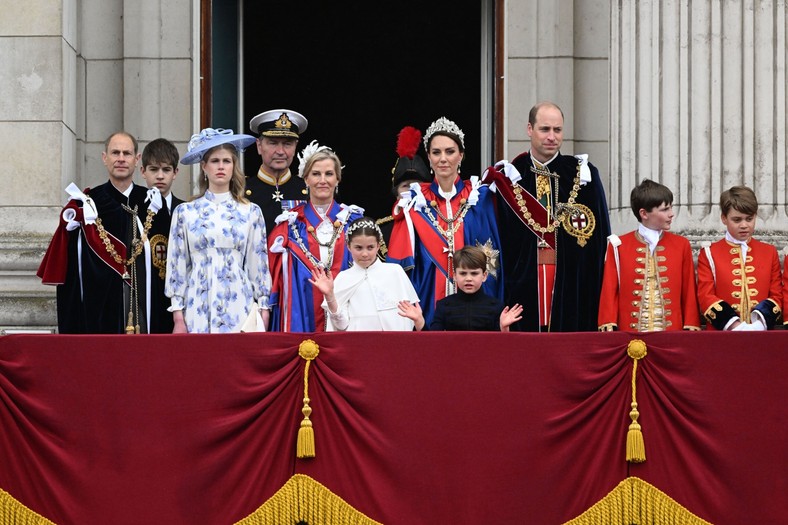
[236,1,485,220]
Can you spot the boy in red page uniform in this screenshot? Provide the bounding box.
[697,186,781,330]
[598,179,700,332]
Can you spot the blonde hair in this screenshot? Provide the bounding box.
[194,144,249,203]
[301,149,343,183]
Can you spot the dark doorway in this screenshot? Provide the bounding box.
[241,1,488,220]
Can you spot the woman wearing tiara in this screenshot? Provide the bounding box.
[267,141,364,332]
[387,117,504,327]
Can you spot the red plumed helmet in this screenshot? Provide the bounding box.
[391,126,431,192]
[396,126,422,159]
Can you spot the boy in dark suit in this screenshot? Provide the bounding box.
[141,138,184,333]
[429,246,523,331]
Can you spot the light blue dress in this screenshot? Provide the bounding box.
[165,191,271,333]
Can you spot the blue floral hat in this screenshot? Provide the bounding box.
[180,128,256,165]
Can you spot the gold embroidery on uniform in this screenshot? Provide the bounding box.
[150,234,168,279]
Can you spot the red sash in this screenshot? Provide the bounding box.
[38,200,129,284]
[486,167,556,249]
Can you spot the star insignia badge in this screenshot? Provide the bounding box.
[476,239,500,278]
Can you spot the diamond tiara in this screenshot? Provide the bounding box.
[345,219,382,243]
[423,117,465,150]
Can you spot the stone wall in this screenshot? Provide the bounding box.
[0,0,196,332]
[609,0,788,242]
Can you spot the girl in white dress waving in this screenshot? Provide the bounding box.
[309,217,424,331]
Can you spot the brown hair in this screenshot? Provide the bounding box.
[301,149,343,183]
[195,144,248,203]
[104,131,139,154]
[142,138,179,168]
[453,245,487,272]
[630,179,673,221]
[346,217,383,244]
[719,186,758,216]
[427,131,464,153]
[528,101,564,127]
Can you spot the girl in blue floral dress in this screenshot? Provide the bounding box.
[165,128,272,333]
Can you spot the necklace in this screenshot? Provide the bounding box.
[95,203,155,334]
[422,197,471,295]
[308,221,342,248]
[291,219,343,269]
[95,205,156,266]
[511,163,582,235]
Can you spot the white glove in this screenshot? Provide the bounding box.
[749,319,767,331]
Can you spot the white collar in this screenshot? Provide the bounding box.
[638,224,662,254]
[530,151,560,168]
[725,231,749,247]
[438,184,457,200]
[725,231,750,258]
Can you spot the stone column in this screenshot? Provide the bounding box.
[0,0,196,332]
[0,0,78,331]
[610,0,788,242]
[504,0,610,183]
[79,0,194,196]
[121,0,194,198]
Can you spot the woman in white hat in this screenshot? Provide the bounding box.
[165,128,272,333]
[267,141,364,332]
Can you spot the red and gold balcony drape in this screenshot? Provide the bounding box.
[0,332,785,524]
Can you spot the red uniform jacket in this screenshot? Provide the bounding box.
[697,238,782,330]
[598,231,700,331]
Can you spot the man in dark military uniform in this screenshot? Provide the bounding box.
[246,109,308,232]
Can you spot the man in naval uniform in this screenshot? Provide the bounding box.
[246,109,308,232]
[483,101,611,332]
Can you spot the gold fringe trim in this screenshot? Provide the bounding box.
[235,474,382,525]
[297,339,320,459]
[562,476,713,525]
[0,488,57,524]
[626,339,647,463]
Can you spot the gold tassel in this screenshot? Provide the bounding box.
[627,401,645,462]
[297,395,315,458]
[626,339,647,463]
[297,339,320,459]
